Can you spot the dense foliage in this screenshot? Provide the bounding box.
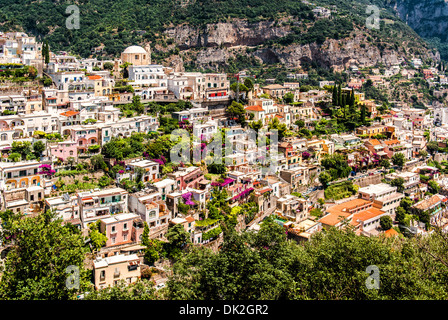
[166,217,448,299]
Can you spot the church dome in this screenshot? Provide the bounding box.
[122,45,147,54]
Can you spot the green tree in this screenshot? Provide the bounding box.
[268,117,288,140]
[88,220,108,251]
[132,95,145,114]
[295,119,305,128]
[380,159,390,169]
[419,150,428,158]
[390,177,405,193]
[395,206,407,225]
[165,223,191,260]
[85,279,157,300]
[0,211,91,299]
[391,152,406,168]
[428,180,440,194]
[380,215,393,230]
[427,141,439,155]
[103,62,114,70]
[8,152,21,162]
[227,101,246,126]
[283,92,294,104]
[11,141,32,159]
[318,171,332,188]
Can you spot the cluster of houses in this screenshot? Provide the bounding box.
[2,39,448,291]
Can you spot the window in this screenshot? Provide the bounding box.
[123,234,128,241]
[111,237,116,244]
[123,223,128,230]
[111,226,116,233]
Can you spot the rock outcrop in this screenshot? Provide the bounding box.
[165,19,436,71]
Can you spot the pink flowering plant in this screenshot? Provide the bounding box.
[38,164,56,177]
[182,192,195,205]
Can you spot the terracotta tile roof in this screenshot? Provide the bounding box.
[319,211,351,226]
[383,228,399,238]
[185,216,195,223]
[258,187,272,194]
[414,195,443,211]
[275,114,284,118]
[352,207,385,223]
[279,142,292,148]
[87,75,102,80]
[245,105,264,112]
[326,199,371,216]
[60,110,80,117]
[368,139,381,146]
[383,139,400,145]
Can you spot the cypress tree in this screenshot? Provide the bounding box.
[332,85,337,106]
[360,103,366,124]
[350,89,355,107]
[338,83,342,107]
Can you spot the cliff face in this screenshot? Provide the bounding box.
[164,20,292,49]
[164,19,437,72]
[389,0,448,39]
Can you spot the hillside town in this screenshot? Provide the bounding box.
[2,31,448,294]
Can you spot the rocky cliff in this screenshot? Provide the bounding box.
[388,0,448,39]
[164,18,438,72]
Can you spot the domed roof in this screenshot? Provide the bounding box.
[122,45,147,54]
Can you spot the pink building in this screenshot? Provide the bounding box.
[167,166,205,190]
[68,126,100,155]
[50,141,78,161]
[99,213,140,248]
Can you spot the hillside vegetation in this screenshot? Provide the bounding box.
[0,0,437,63]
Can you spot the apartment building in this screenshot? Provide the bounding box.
[45,193,80,226]
[279,167,310,192]
[358,183,404,216]
[167,166,205,190]
[99,212,140,247]
[0,160,43,191]
[319,198,387,235]
[78,187,129,227]
[276,194,310,223]
[93,254,141,290]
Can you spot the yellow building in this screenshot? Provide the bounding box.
[87,75,114,97]
[93,254,141,290]
[0,160,42,191]
[25,97,43,114]
[356,125,388,137]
